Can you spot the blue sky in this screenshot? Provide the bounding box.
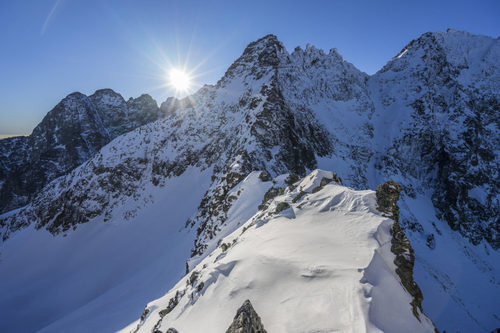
[0,0,499,136]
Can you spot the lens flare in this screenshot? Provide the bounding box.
[168,69,191,93]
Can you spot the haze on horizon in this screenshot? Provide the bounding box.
[0,0,499,137]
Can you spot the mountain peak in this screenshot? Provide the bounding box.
[64,91,88,101]
[92,88,120,96]
[90,88,126,108]
[241,34,285,62]
[1,30,500,333]
[245,34,281,49]
[126,94,159,115]
[218,34,287,85]
[381,29,499,76]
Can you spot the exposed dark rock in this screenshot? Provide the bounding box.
[285,174,300,186]
[2,30,497,333]
[188,271,199,286]
[225,300,267,333]
[2,31,498,267]
[275,202,290,214]
[376,181,425,321]
[292,191,307,203]
[140,307,149,321]
[0,89,162,215]
[376,32,500,250]
[376,181,402,220]
[311,174,343,194]
[159,291,181,318]
[257,204,268,211]
[426,234,436,249]
[262,187,285,205]
[166,329,179,333]
[258,171,271,182]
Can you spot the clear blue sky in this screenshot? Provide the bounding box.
[1,0,499,136]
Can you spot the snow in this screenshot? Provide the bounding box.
[396,48,408,59]
[124,171,435,333]
[468,185,488,205]
[0,167,212,333]
[367,30,500,332]
[1,30,499,332]
[294,169,336,192]
[189,171,273,268]
[399,193,500,333]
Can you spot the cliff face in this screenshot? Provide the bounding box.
[371,30,500,250]
[127,170,436,333]
[0,89,163,214]
[6,31,498,252]
[0,31,499,333]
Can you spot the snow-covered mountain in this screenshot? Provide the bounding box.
[0,89,162,215]
[123,171,435,333]
[0,30,499,332]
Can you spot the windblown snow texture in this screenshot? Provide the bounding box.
[0,30,499,332]
[124,171,435,333]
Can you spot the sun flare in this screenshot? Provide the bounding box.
[168,68,191,93]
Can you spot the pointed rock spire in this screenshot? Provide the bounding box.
[226,300,267,333]
[165,328,179,333]
[218,34,287,85]
[241,34,285,65]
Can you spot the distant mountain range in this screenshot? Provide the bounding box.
[0,89,162,214]
[0,30,499,333]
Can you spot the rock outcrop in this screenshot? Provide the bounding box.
[226,300,267,333]
[1,30,499,333]
[0,89,162,214]
[376,181,425,321]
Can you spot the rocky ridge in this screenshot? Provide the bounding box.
[125,169,436,333]
[0,30,499,332]
[0,89,162,214]
[371,29,500,249]
[225,300,267,333]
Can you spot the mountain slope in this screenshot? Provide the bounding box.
[0,167,213,333]
[0,30,499,332]
[0,89,162,215]
[367,30,500,332]
[370,29,500,249]
[123,170,435,333]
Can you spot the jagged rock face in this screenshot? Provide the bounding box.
[165,329,179,333]
[376,180,402,219]
[226,300,267,333]
[90,89,161,137]
[128,170,436,333]
[376,181,425,320]
[0,136,29,209]
[372,30,500,249]
[1,35,349,245]
[0,89,161,215]
[1,30,499,254]
[280,44,374,187]
[0,92,110,214]
[0,31,499,333]
[177,35,374,256]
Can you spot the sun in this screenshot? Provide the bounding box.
[168,68,191,93]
